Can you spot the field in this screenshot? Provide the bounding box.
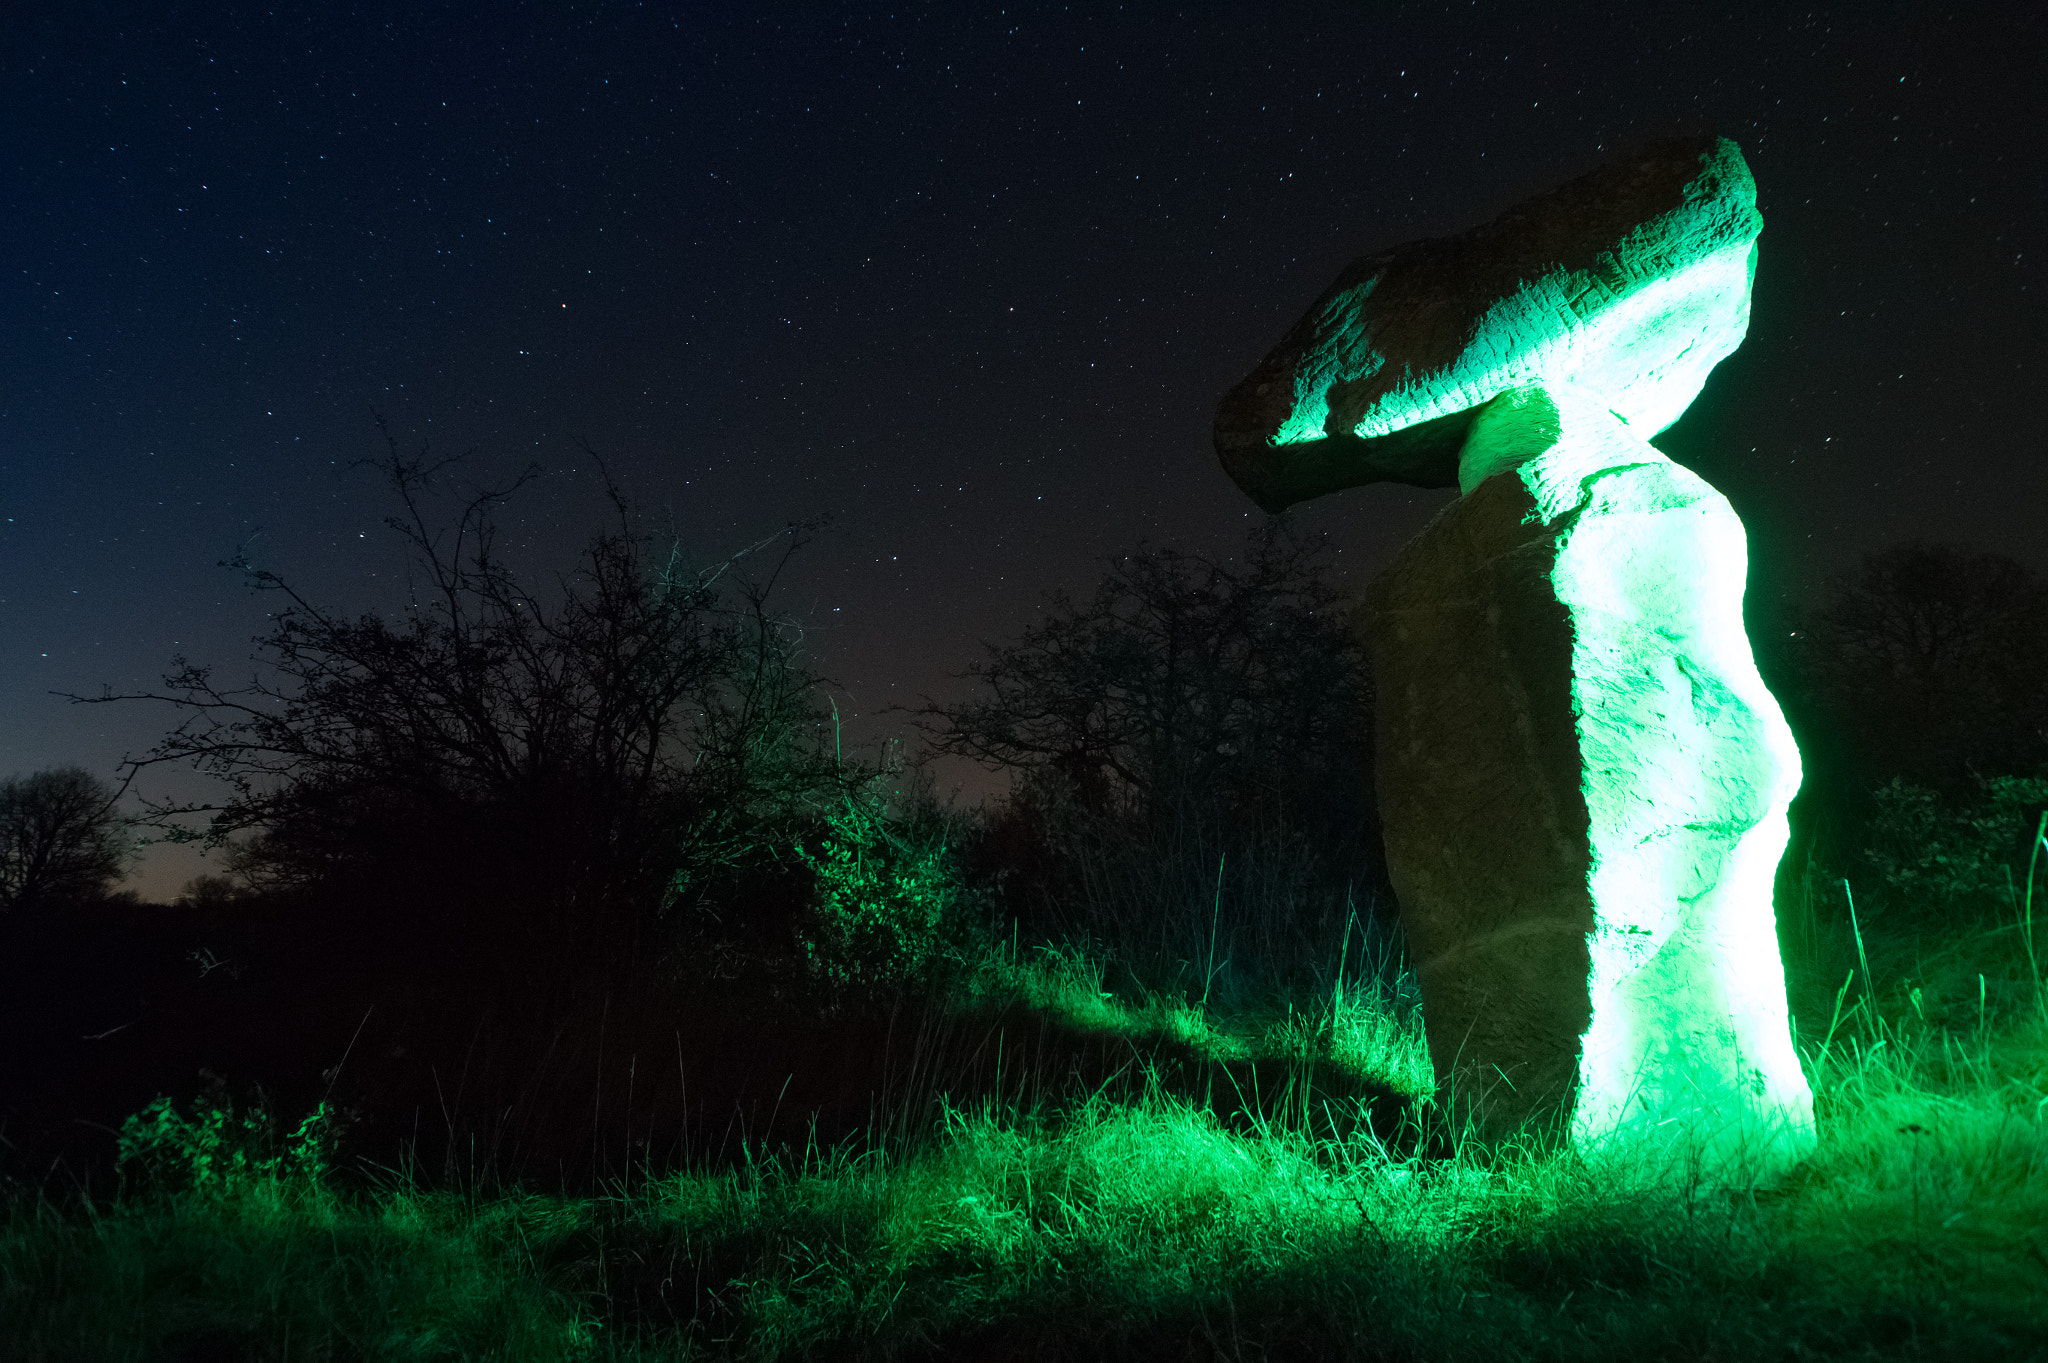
[5,853,2046,1363]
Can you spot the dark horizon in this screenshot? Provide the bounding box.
[4,2,2041,898]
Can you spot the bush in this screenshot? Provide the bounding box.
[1779,541,2048,789]
[74,438,851,975]
[116,1093,338,1201]
[920,521,1371,840]
[796,792,980,1001]
[1860,775,2048,921]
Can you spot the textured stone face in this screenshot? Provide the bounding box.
[1215,136,1814,1182]
[1368,385,1815,1177]
[1215,136,1760,512]
[1364,435,1595,1141]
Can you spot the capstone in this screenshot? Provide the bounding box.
[1215,136,1760,512]
[1213,135,1817,1183]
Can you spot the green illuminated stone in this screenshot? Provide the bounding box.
[1216,137,1815,1182]
[1216,136,1760,513]
[1371,384,1813,1178]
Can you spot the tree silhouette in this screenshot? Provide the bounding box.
[1782,541,2048,790]
[917,520,1371,837]
[916,521,1380,995]
[72,437,845,961]
[0,766,129,914]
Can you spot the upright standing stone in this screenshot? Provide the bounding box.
[1212,136,1816,1182]
[1371,384,1812,1176]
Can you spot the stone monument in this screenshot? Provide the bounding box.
[1214,136,1815,1182]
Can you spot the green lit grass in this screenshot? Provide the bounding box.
[6,903,2047,1360]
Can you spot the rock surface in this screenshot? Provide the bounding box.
[1213,135,1814,1181]
[1367,384,1815,1177]
[1215,135,1760,512]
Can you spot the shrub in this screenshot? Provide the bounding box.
[1784,541,2048,788]
[116,1093,337,1201]
[1861,775,2048,920]
[920,521,1383,1004]
[72,437,847,956]
[796,795,979,1000]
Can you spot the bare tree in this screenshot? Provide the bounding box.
[68,434,846,948]
[917,519,1371,835]
[1784,541,2048,787]
[0,767,129,914]
[915,521,1379,997]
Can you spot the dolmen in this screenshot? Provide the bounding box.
[1215,136,1815,1183]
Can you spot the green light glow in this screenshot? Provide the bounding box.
[1221,137,1764,511]
[1350,236,1758,447]
[1222,136,1815,1182]
[1273,274,1386,448]
[1460,383,1816,1179]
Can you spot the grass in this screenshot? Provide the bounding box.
[6,872,2048,1360]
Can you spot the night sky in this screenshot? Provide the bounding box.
[3,2,2040,899]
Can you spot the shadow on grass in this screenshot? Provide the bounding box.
[0,890,1421,1197]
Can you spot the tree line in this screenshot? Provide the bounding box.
[6,445,2045,1186]
[8,463,2047,993]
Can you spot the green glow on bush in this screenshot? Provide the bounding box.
[117,1095,338,1201]
[797,799,966,993]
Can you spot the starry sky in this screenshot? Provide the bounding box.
[3,2,2041,899]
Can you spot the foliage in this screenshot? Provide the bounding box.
[920,519,1369,835]
[1781,540,2048,788]
[20,509,2048,1355]
[72,434,847,942]
[116,1093,337,1201]
[794,791,979,998]
[924,521,1381,1001]
[1860,775,2048,921]
[0,767,129,915]
[10,912,2048,1360]
[5,1144,593,1360]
